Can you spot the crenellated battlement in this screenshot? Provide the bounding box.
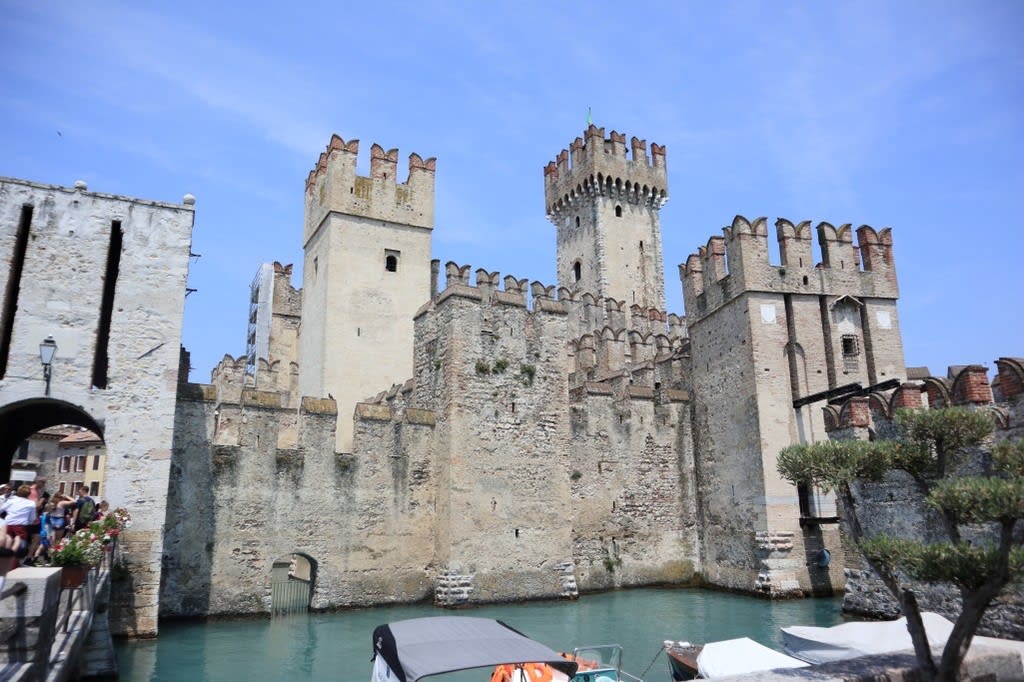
[303,134,436,245]
[823,358,1024,434]
[682,215,899,322]
[543,124,668,219]
[427,262,686,343]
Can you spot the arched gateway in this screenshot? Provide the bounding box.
[0,398,104,482]
[0,177,195,636]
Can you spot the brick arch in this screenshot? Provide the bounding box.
[867,393,890,420]
[822,405,841,432]
[950,365,992,405]
[994,358,1024,400]
[889,384,923,412]
[923,377,951,408]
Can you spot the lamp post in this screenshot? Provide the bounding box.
[39,336,57,397]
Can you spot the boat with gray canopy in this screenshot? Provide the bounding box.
[371,616,643,682]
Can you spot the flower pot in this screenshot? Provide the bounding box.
[60,565,89,589]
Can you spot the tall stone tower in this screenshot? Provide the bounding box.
[682,217,906,596]
[299,135,435,452]
[544,125,668,309]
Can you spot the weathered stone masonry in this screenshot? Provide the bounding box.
[161,125,1013,621]
[0,178,194,637]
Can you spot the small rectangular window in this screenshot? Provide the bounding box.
[16,442,28,460]
[75,455,87,472]
[72,480,82,493]
[90,481,100,496]
[59,456,70,473]
[58,482,66,495]
[841,335,859,357]
[841,334,859,371]
[92,455,100,471]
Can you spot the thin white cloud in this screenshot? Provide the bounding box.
[9,3,330,157]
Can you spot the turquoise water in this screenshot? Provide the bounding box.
[115,588,845,681]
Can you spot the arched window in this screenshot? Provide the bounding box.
[615,205,622,217]
[575,216,580,227]
[573,261,581,282]
[385,249,400,273]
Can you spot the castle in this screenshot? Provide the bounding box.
[160,123,914,615]
[2,125,1019,634]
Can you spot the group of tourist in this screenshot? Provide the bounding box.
[0,479,109,567]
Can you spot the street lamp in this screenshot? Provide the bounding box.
[39,336,57,397]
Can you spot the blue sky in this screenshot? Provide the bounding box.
[2,2,1022,382]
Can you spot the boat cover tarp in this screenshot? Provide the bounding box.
[781,612,955,664]
[371,616,578,682]
[695,637,809,678]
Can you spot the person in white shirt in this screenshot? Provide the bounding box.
[0,485,39,555]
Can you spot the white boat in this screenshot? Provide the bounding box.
[781,612,955,664]
[665,637,808,679]
[370,616,642,682]
[782,612,1024,668]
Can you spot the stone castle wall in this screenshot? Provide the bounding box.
[164,256,700,615]
[0,178,194,637]
[164,374,442,616]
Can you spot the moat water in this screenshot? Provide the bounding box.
[115,588,846,681]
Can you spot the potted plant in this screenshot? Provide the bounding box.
[89,507,130,567]
[51,529,103,588]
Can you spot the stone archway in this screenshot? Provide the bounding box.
[270,552,317,615]
[0,398,104,483]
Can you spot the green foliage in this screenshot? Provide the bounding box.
[928,477,1024,523]
[861,535,1024,593]
[777,439,888,493]
[519,363,536,386]
[857,535,919,570]
[779,407,1021,680]
[912,543,1024,592]
[493,359,509,373]
[475,360,491,375]
[570,470,582,481]
[891,407,994,478]
[994,439,1024,477]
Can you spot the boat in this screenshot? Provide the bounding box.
[782,612,1024,667]
[663,641,701,681]
[370,616,642,682]
[664,637,809,679]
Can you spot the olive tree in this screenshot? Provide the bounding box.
[778,407,1024,681]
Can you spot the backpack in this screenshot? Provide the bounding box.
[78,497,97,526]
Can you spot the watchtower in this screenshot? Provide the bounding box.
[299,134,436,452]
[544,125,668,310]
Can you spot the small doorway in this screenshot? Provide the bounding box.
[271,553,316,615]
